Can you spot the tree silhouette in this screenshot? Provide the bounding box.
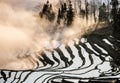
[85,0,89,22]
[39,0,55,22]
[66,2,74,26]
[98,3,108,22]
[111,0,120,40]
[57,8,61,24]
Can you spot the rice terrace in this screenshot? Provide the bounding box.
[0,0,120,83]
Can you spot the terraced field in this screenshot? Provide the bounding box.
[0,33,120,83]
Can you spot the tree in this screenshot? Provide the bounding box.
[78,0,82,12]
[39,0,55,22]
[57,2,67,25]
[107,0,110,15]
[85,0,89,22]
[63,3,67,12]
[57,8,61,24]
[98,3,107,22]
[42,0,49,14]
[91,0,97,23]
[111,0,120,39]
[66,2,74,26]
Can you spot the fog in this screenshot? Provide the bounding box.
[0,0,96,70]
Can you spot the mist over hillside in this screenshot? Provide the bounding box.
[0,0,119,70]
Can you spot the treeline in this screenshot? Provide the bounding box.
[39,0,75,26]
[39,0,120,39]
[111,0,120,40]
[39,0,55,22]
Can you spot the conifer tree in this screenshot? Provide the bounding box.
[93,0,96,23]
[85,0,89,22]
[63,3,67,12]
[99,3,107,22]
[66,1,74,26]
[57,8,61,24]
[111,0,120,39]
